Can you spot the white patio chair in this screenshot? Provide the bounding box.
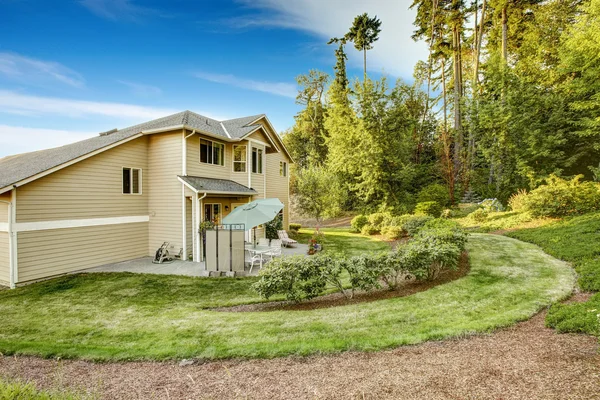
[277,230,298,248]
[268,239,283,258]
[246,249,262,274]
[258,238,270,247]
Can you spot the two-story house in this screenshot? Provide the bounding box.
[0,111,292,287]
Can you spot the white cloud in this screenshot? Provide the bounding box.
[0,90,178,120]
[0,125,96,157]
[0,52,85,88]
[117,80,162,96]
[79,0,165,22]
[231,0,428,79]
[193,71,297,99]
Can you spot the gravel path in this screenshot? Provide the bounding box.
[1,305,599,400]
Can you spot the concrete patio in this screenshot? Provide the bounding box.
[83,243,309,277]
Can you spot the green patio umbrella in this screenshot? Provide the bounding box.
[222,198,284,247]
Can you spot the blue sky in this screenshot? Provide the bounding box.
[0,0,426,156]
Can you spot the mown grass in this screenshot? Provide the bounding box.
[0,234,573,361]
[295,227,392,256]
[506,212,600,335]
[0,379,95,400]
[455,211,556,232]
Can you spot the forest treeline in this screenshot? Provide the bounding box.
[282,0,600,215]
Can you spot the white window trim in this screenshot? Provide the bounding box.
[204,203,223,225]
[232,144,247,173]
[122,167,143,195]
[199,138,226,167]
[280,161,288,177]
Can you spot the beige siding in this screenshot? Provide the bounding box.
[0,232,8,286]
[266,151,291,229]
[249,143,266,198]
[16,137,149,222]
[247,129,273,147]
[0,198,7,223]
[186,133,232,180]
[17,223,148,283]
[148,132,183,256]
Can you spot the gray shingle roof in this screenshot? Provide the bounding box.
[178,176,257,195]
[0,110,269,191]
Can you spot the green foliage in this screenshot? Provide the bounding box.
[350,214,369,233]
[381,225,404,240]
[265,214,283,240]
[506,212,600,336]
[288,223,302,232]
[469,208,488,223]
[414,201,442,217]
[360,224,377,236]
[479,199,505,212]
[253,255,327,302]
[294,165,344,225]
[402,215,434,237]
[508,189,529,212]
[367,211,393,231]
[521,175,600,217]
[546,294,600,335]
[417,183,451,207]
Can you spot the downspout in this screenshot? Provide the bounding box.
[0,199,13,288]
[181,129,196,261]
[196,192,207,263]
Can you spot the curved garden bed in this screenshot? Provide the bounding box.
[0,234,574,361]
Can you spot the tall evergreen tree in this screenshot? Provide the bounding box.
[344,13,382,82]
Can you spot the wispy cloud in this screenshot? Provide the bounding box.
[0,52,85,88]
[117,80,162,96]
[0,90,177,120]
[193,71,296,99]
[228,0,428,79]
[79,0,164,22]
[0,125,96,157]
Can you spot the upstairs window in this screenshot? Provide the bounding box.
[233,145,247,172]
[280,161,288,177]
[200,139,225,166]
[123,168,142,194]
[252,147,263,174]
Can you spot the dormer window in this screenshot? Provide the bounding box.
[252,147,263,174]
[233,145,247,172]
[200,139,224,166]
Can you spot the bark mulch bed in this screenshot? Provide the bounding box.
[213,252,470,312]
[1,300,598,400]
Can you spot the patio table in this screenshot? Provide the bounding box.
[245,245,272,268]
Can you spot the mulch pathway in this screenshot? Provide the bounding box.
[1,294,599,399]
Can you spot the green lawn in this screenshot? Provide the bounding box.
[0,379,93,400]
[0,234,574,361]
[506,212,600,335]
[295,227,392,256]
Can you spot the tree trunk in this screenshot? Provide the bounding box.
[441,59,455,205]
[363,47,367,83]
[452,24,463,184]
[502,6,508,62]
[474,0,486,88]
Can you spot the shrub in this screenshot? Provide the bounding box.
[381,225,404,240]
[414,201,442,217]
[508,189,528,212]
[521,175,600,217]
[417,183,451,207]
[468,208,488,223]
[351,214,368,233]
[416,218,469,250]
[367,212,394,231]
[252,255,327,302]
[289,223,302,232]
[361,224,377,236]
[265,214,283,240]
[402,215,434,237]
[441,209,452,218]
[344,254,383,295]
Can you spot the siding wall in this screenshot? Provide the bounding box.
[186,133,232,180]
[14,137,151,283]
[16,137,149,222]
[17,223,148,283]
[148,132,183,256]
[266,151,291,229]
[0,199,8,285]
